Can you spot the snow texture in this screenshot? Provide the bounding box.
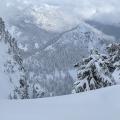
[0,85,120,120]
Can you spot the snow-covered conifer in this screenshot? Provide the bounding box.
[107,43,120,84]
[73,50,115,93]
[0,18,29,99]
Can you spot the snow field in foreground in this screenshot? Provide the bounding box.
[0,85,120,120]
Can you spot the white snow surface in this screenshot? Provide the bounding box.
[0,85,120,120]
[0,40,20,99]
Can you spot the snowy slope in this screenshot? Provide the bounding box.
[23,22,114,96]
[0,40,14,99]
[0,18,27,99]
[0,85,120,120]
[0,1,116,97]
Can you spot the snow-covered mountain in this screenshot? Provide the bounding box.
[86,20,120,40]
[0,1,120,120]
[0,2,116,97]
[0,18,27,99]
[20,21,115,96]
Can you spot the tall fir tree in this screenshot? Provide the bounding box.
[0,17,29,99]
[107,43,120,84]
[72,50,115,93]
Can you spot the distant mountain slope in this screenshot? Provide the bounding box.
[0,3,115,96]
[86,20,120,40]
[23,22,114,96]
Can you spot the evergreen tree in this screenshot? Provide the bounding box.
[72,50,115,93]
[0,18,29,99]
[32,81,46,98]
[107,43,120,84]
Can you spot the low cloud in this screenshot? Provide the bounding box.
[0,0,120,25]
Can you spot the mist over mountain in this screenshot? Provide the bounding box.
[1,0,120,25]
[0,17,120,118]
[86,20,120,40]
[0,0,119,97]
[1,1,120,120]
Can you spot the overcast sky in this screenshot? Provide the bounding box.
[0,0,120,25]
[43,0,120,25]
